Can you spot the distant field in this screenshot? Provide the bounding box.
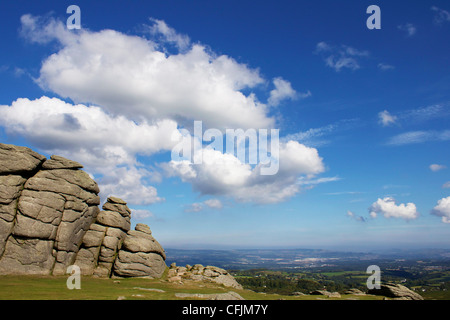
[321,271,367,277]
[421,290,450,300]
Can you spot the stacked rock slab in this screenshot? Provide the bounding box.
[0,143,167,278]
[0,144,100,275]
[113,223,167,278]
[0,144,46,258]
[75,197,131,277]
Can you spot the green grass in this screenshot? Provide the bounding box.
[421,290,450,300]
[0,276,381,300]
[0,274,229,300]
[0,273,387,300]
[6,267,447,300]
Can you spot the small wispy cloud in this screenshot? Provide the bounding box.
[377,63,395,71]
[383,184,409,190]
[184,198,223,212]
[146,18,191,51]
[443,182,450,189]
[402,104,449,122]
[398,23,417,37]
[431,6,450,25]
[297,176,341,186]
[386,130,450,146]
[184,203,204,213]
[315,42,369,72]
[326,191,364,196]
[378,110,397,127]
[203,199,223,209]
[283,124,336,147]
[268,77,307,107]
[283,118,359,147]
[380,104,450,127]
[131,209,154,219]
[347,210,366,222]
[430,164,447,172]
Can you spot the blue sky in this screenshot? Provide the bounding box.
[0,0,449,251]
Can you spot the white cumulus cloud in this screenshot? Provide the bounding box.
[165,140,325,204]
[369,197,419,220]
[21,14,272,130]
[268,77,304,107]
[0,96,178,205]
[0,14,330,207]
[431,196,450,223]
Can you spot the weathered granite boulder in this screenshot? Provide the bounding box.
[112,223,167,278]
[0,143,166,279]
[74,197,131,277]
[168,263,243,290]
[0,143,46,174]
[310,290,341,298]
[344,288,366,295]
[368,283,423,300]
[0,144,100,275]
[0,144,46,257]
[74,223,106,275]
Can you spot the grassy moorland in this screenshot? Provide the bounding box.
[0,270,383,300]
[1,266,448,300]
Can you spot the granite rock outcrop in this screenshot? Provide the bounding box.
[368,282,424,300]
[168,263,243,290]
[0,143,166,278]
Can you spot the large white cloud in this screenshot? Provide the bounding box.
[0,96,176,204]
[0,97,179,155]
[431,196,450,224]
[0,14,326,206]
[21,14,274,130]
[164,140,324,204]
[0,96,327,204]
[369,197,419,220]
